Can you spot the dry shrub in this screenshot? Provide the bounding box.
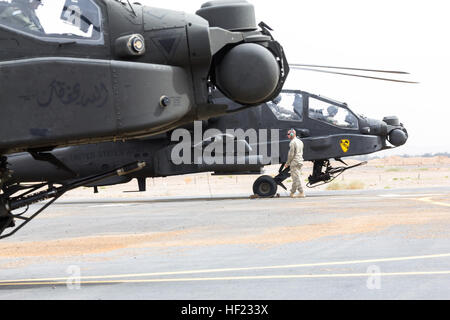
[326,182,344,190]
[347,180,365,190]
[326,180,365,190]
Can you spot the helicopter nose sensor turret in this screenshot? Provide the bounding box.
[197,0,257,31]
[383,116,408,147]
[388,128,408,147]
[213,42,280,105]
[197,0,287,105]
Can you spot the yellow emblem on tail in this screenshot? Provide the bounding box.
[340,139,350,153]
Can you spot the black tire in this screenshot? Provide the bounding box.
[253,175,278,198]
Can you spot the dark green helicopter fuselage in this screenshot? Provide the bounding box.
[7,89,408,189]
[0,0,288,155]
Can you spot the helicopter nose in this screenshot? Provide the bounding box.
[197,1,288,105]
[383,116,408,147]
[388,128,408,147]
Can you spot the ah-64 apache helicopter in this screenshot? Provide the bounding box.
[0,0,292,236]
[0,0,414,239]
[3,81,410,239]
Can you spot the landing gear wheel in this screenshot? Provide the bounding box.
[253,175,278,198]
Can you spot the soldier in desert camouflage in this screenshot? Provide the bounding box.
[284,129,305,198]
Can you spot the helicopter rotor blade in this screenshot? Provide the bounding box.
[290,66,419,84]
[290,64,410,75]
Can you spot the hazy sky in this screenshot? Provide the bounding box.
[139,0,449,156]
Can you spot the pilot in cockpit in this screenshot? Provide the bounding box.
[269,94,302,121]
[326,105,339,125]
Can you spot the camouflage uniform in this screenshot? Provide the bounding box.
[286,137,304,195]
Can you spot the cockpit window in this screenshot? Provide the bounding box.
[267,92,303,122]
[309,97,358,129]
[0,0,103,43]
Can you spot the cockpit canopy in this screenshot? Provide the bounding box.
[308,96,358,129]
[268,91,359,129]
[267,92,303,122]
[0,0,103,43]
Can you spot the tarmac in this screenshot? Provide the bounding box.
[0,186,449,300]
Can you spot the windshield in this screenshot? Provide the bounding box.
[267,92,303,122]
[309,97,358,129]
[0,0,102,42]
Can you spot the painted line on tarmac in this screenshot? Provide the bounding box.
[378,194,444,198]
[88,204,137,208]
[379,194,449,207]
[1,253,450,284]
[414,197,450,208]
[1,270,450,287]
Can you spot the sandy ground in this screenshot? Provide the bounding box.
[62,156,450,199]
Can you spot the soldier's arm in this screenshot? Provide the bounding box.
[298,140,304,160]
[285,143,296,167]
